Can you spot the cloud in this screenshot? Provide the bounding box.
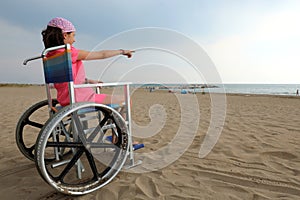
[1,0,300,83]
[0,19,44,83]
[253,9,300,41]
[202,4,300,84]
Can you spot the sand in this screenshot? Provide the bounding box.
[1,85,300,200]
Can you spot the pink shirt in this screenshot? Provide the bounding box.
[53,46,95,106]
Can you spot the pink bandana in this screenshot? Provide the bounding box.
[47,17,76,33]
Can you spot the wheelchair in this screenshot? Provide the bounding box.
[16,44,142,195]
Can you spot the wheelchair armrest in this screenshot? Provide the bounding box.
[73,82,132,89]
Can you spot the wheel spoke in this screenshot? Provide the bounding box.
[87,125,102,142]
[46,141,84,148]
[27,144,35,152]
[72,112,88,147]
[87,112,111,143]
[85,149,99,180]
[26,120,44,129]
[56,148,84,182]
[100,112,110,127]
[24,144,35,158]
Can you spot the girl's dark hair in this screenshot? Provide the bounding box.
[41,26,67,48]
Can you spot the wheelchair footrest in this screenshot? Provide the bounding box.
[123,159,143,170]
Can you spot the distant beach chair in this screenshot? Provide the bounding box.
[16,44,143,195]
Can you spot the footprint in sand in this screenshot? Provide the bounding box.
[262,151,298,160]
[135,175,162,198]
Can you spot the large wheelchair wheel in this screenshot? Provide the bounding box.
[16,99,59,161]
[35,102,129,195]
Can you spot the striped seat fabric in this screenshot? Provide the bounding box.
[42,46,73,83]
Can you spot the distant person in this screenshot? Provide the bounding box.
[297,89,299,96]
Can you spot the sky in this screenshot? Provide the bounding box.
[1,0,300,84]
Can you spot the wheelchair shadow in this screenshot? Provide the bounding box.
[0,160,66,199]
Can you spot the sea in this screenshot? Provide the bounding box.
[139,84,300,96]
[209,84,300,96]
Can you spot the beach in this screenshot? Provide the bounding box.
[1,85,300,200]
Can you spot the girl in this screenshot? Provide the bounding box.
[42,17,134,106]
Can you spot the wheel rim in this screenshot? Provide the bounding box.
[35,103,129,195]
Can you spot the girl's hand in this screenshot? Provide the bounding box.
[85,78,103,88]
[120,49,134,58]
[88,79,102,84]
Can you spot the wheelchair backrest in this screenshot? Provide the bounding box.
[42,45,73,84]
[41,44,75,107]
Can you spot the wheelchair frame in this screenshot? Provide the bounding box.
[17,44,141,195]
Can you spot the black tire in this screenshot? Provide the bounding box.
[15,99,58,161]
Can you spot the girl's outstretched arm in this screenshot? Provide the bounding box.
[78,49,133,61]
